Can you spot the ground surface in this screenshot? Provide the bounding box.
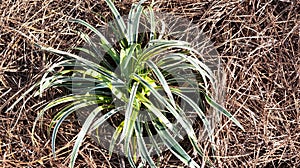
[0,0,299,167]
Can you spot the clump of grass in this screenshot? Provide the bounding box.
[8,0,244,167]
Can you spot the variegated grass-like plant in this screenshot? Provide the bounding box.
[10,0,244,167]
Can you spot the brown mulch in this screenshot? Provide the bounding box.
[0,0,299,167]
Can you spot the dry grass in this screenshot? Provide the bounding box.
[0,0,299,167]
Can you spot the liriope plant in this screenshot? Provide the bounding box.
[9,0,244,167]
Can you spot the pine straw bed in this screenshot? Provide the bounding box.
[0,0,299,167]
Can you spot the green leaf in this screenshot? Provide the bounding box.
[120,82,140,158]
[205,94,245,131]
[50,100,101,158]
[109,121,124,156]
[89,106,124,132]
[139,40,191,63]
[105,0,127,44]
[136,93,180,137]
[69,19,120,63]
[69,105,106,168]
[146,60,176,108]
[160,53,214,89]
[120,44,139,80]
[171,89,212,138]
[36,45,118,81]
[144,115,162,157]
[133,74,197,141]
[39,60,73,96]
[152,120,200,168]
[127,1,144,45]
[135,117,156,167]
[146,6,156,41]
[48,102,81,135]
